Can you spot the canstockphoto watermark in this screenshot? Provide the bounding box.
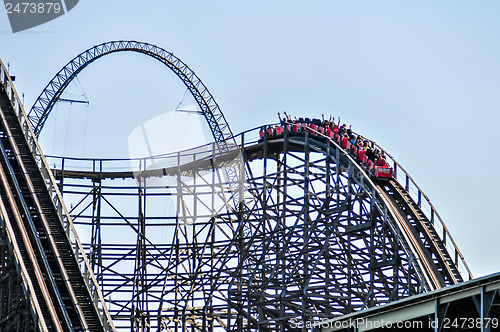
[3,0,79,32]
[292,317,500,330]
[290,318,360,329]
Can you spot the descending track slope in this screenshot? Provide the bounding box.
[376,178,463,284]
[0,60,114,331]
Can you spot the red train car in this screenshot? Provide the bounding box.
[374,166,393,179]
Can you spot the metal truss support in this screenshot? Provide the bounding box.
[430,301,449,332]
[225,134,423,331]
[473,287,498,332]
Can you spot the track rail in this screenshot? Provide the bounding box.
[0,124,69,331]
[0,59,116,331]
[375,183,444,289]
[380,179,462,283]
[360,133,472,281]
[0,147,50,331]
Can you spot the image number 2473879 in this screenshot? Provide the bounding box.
[3,0,79,33]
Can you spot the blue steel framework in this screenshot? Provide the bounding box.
[42,125,472,331]
[0,42,474,331]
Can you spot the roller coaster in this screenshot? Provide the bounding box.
[0,41,496,332]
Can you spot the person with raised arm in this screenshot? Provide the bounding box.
[283,111,291,122]
[278,112,288,125]
[322,114,329,128]
[356,137,364,150]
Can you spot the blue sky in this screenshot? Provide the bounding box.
[1,1,499,278]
